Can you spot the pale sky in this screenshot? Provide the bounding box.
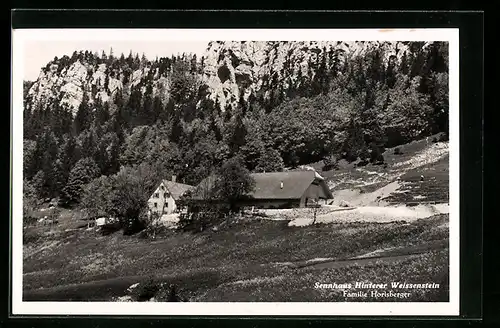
[23,40,209,81]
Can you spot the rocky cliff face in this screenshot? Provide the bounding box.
[201,41,422,111]
[25,58,171,115]
[25,41,434,115]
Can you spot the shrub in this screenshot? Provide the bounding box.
[357,159,369,167]
[131,277,161,301]
[23,229,42,245]
[177,202,227,233]
[394,147,403,155]
[139,214,171,239]
[23,215,38,228]
[121,217,146,236]
[99,222,122,236]
[322,156,339,171]
[369,146,385,164]
[438,132,449,142]
[176,156,254,232]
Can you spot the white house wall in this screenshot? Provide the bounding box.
[147,183,178,216]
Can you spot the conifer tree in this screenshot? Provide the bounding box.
[190,54,197,74]
[60,157,101,206]
[400,51,409,75]
[169,111,183,143]
[125,88,142,128]
[199,56,205,74]
[237,93,247,117]
[119,52,125,64]
[108,47,114,63]
[152,95,164,123]
[228,112,247,155]
[255,148,284,173]
[23,106,33,140]
[95,98,110,126]
[133,53,141,70]
[30,129,59,196]
[104,73,110,92]
[160,97,175,123]
[73,92,92,134]
[142,94,154,126]
[141,53,148,66]
[56,134,79,191]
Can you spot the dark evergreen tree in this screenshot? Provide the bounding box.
[77,130,97,160]
[23,106,33,140]
[30,129,60,196]
[190,54,197,74]
[92,97,106,126]
[400,51,409,75]
[108,47,114,63]
[199,56,205,74]
[104,73,110,92]
[169,111,183,143]
[386,55,397,88]
[211,156,255,213]
[124,88,142,128]
[142,94,154,126]
[60,157,101,206]
[210,116,222,142]
[73,92,92,135]
[141,53,148,66]
[127,50,134,67]
[237,93,247,117]
[255,148,284,173]
[152,96,163,123]
[160,97,175,123]
[228,112,247,155]
[56,134,79,192]
[410,48,426,78]
[133,53,141,70]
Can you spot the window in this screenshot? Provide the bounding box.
[160,186,164,190]
[154,193,159,198]
[165,202,168,208]
[164,192,169,198]
[153,202,157,208]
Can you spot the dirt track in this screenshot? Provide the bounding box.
[292,239,448,270]
[286,203,449,227]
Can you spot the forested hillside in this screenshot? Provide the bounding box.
[23,41,449,210]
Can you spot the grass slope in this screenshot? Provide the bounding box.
[23,214,449,302]
[311,136,449,204]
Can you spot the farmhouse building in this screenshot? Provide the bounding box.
[192,170,333,209]
[147,176,193,216]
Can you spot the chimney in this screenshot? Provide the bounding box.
[172,175,177,183]
[280,181,283,189]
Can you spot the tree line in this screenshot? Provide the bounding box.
[23,41,449,226]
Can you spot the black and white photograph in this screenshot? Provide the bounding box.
[11,28,460,316]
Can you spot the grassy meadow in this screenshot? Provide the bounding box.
[23,212,449,302]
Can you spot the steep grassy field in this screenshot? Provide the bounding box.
[311,136,449,205]
[23,213,449,302]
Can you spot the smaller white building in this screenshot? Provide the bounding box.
[95,217,118,226]
[147,176,193,217]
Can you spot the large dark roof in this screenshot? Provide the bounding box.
[193,170,333,200]
[249,171,318,199]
